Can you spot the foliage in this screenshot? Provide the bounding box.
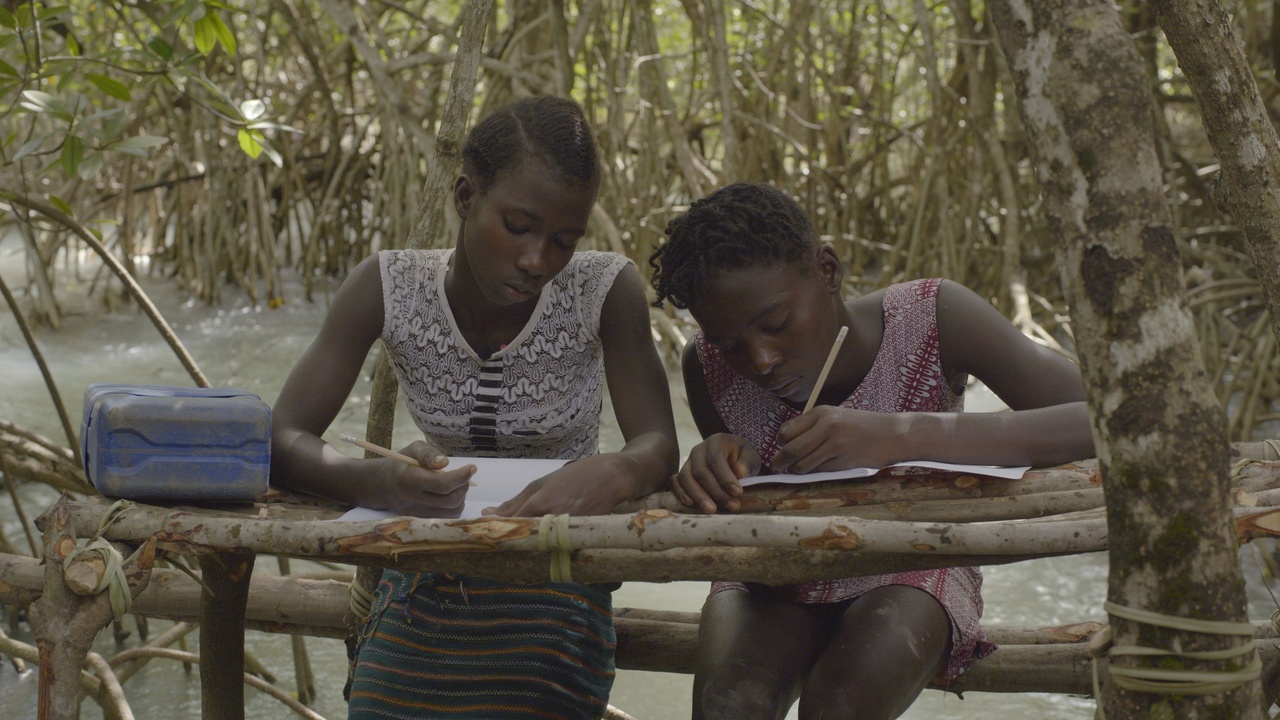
[0,0,1276,439]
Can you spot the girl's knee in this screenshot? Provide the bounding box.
[696,664,796,720]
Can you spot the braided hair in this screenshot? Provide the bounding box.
[650,183,819,309]
[462,96,599,193]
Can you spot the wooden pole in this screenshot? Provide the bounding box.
[198,553,256,720]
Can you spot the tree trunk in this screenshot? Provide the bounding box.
[1148,0,1280,386]
[988,1,1264,718]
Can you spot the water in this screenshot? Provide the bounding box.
[1,243,1276,719]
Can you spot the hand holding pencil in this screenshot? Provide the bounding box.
[341,435,476,486]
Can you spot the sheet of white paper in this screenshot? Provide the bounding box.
[738,460,1029,487]
[331,456,569,521]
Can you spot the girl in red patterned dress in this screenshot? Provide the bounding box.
[649,183,1095,720]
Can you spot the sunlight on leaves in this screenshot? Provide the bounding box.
[237,128,263,159]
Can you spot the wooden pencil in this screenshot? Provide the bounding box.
[802,326,848,415]
[340,435,477,486]
[340,434,421,466]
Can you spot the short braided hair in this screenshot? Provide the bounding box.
[462,96,599,193]
[649,183,819,309]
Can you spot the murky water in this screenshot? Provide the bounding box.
[1,242,1277,719]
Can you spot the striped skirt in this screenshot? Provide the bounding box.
[348,570,617,719]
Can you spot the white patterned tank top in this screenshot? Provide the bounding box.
[379,248,630,459]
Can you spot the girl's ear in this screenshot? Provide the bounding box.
[816,245,845,293]
[454,175,477,219]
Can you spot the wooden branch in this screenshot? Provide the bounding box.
[198,553,255,720]
[100,647,328,720]
[9,542,1280,698]
[52,495,1117,584]
[0,192,210,388]
[11,550,1280,700]
[0,629,104,699]
[36,455,1280,586]
[28,498,156,720]
[0,420,90,495]
[84,652,133,720]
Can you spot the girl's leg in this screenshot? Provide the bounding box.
[692,589,840,720]
[797,585,952,720]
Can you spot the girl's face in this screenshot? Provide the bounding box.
[454,156,595,307]
[690,250,845,406]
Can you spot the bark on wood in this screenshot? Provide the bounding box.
[1148,0,1280,349]
[198,553,256,720]
[11,541,1280,698]
[28,499,155,720]
[989,1,1265,717]
[9,550,1280,699]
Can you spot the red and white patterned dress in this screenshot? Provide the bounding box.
[696,278,996,681]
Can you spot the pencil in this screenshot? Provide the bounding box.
[340,434,421,465]
[339,435,477,486]
[801,325,848,415]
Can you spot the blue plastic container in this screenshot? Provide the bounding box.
[81,384,271,501]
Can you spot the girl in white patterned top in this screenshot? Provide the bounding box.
[272,97,678,719]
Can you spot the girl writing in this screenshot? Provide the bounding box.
[271,96,679,719]
[649,182,1094,720]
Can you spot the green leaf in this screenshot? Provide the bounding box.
[13,135,49,160]
[161,0,197,28]
[188,74,240,118]
[87,73,132,102]
[61,135,83,177]
[66,92,88,115]
[0,7,16,29]
[237,128,263,159]
[239,99,265,121]
[258,136,283,168]
[104,110,127,141]
[247,120,302,134]
[13,4,31,29]
[20,90,71,121]
[111,134,168,157]
[38,5,69,22]
[64,33,80,56]
[0,60,19,78]
[48,195,73,216]
[193,16,216,55]
[208,11,236,56]
[85,108,120,123]
[20,90,58,112]
[77,153,104,180]
[148,37,173,61]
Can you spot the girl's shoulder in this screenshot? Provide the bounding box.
[379,247,449,269]
[378,248,450,290]
[565,249,631,273]
[557,250,632,295]
[883,277,944,307]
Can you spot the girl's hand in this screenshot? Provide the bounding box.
[772,406,907,473]
[673,433,762,514]
[484,454,632,517]
[369,439,474,517]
